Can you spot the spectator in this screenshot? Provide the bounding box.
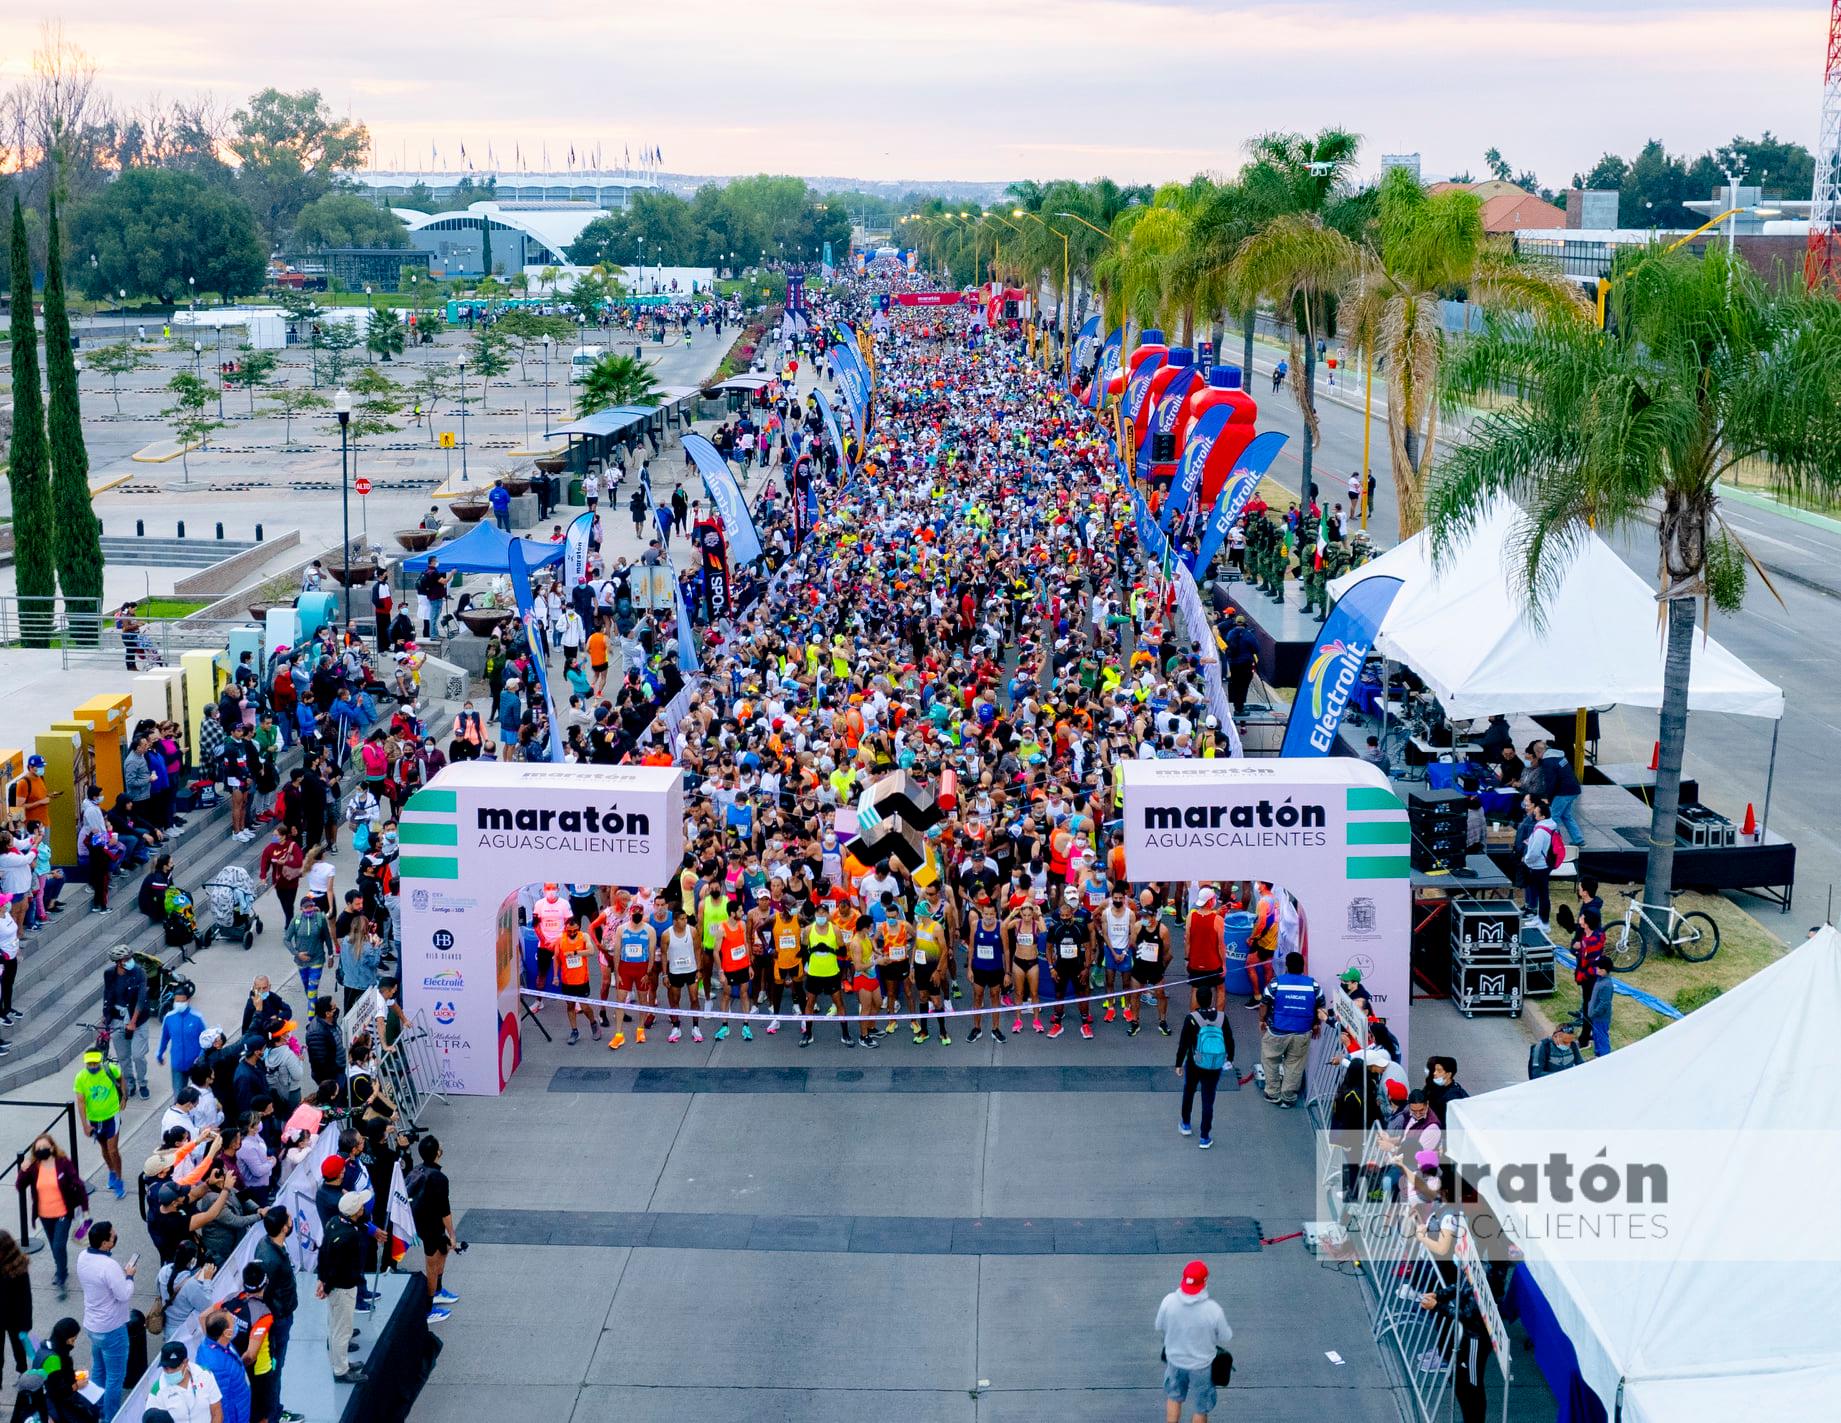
[145,1338,224,1423]
[158,980,208,1096]
[0,1231,30,1392]
[1154,1260,1233,1423]
[1520,797,1561,927]
[304,996,347,1089]
[1173,985,1232,1148]
[1528,1020,1586,1078]
[76,1219,135,1421]
[16,1133,86,1299]
[197,1310,254,1423]
[254,1208,299,1417]
[317,1193,370,1384]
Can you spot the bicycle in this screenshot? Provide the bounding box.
[1606,890,1720,972]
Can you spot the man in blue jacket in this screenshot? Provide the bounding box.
[155,981,205,1096]
[197,1309,254,1423]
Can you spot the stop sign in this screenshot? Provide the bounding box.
[353,477,372,496]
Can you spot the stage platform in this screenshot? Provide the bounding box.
[1218,577,1322,687]
[279,1272,435,1423]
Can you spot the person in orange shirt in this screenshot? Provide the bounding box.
[714,916,754,1041]
[586,623,611,696]
[556,918,594,1045]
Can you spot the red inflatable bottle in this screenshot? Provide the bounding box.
[1142,348,1201,494]
[1184,364,1260,508]
[1121,328,1169,441]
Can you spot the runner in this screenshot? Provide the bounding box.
[661,906,703,1044]
[1132,888,1174,1037]
[605,901,657,1050]
[555,917,593,1045]
[964,897,1008,1043]
[1045,887,1095,1041]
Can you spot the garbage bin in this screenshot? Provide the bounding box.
[1220,910,1255,999]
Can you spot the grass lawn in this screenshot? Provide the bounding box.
[1538,890,1787,1049]
[128,597,209,619]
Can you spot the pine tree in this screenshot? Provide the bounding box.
[6,198,56,646]
[479,215,493,278]
[41,176,104,633]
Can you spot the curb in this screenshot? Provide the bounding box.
[1716,480,1841,538]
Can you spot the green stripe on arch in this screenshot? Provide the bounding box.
[1345,855,1411,880]
[397,821,459,846]
[404,789,458,814]
[1345,821,1410,846]
[399,855,461,881]
[1346,787,1402,812]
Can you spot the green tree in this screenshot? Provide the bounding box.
[317,319,361,384]
[576,352,660,418]
[347,366,404,438]
[494,309,577,380]
[229,88,370,245]
[41,181,103,620]
[1341,167,1586,534]
[467,328,511,411]
[289,192,409,250]
[366,306,406,363]
[70,167,268,302]
[162,370,223,481]
[263,383,329,448]
[6,197,56,644]
[226,343,280,413]
[1229,126,1366,501]
[1432,247,1841,927]
[479,215,494,277]
[409,365,452,441]
[84,339,152,414]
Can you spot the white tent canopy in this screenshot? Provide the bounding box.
[1326,498,1784,720]
[1445,928,1841,1423]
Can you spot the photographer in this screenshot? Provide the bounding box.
[146,1157,234,1265]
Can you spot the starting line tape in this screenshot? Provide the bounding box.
[519,972,1214,1027]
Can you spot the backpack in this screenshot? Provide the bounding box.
[1192,1014,1229,1072]
[1544,826,1566,871]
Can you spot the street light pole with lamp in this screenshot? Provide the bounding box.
[542,333,552,437]
[455,354,470,482]
[118,289,127,343]
[334,388,354,627]
[1593,202,1781,327]
[1014,209,1071,371]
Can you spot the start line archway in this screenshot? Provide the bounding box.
[1122,758,1412,1057]
[400,763,684,1096]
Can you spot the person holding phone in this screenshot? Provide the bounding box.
[76,1219,135,1421]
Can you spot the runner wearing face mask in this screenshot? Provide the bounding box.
[661,907,702,1044]
[605,904,657,1051]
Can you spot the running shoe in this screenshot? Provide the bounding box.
[1244,996,1260,1009]
[939,1032,951,1046]
[799,1031,813,1047]
[567,1028,580,1045]
[967,1026,983,1043]
[1179,1122,1192,1136]
[1198,1136,1212,1150]
[434,1289,460,1305]
[1011,1017,1023,1035]
[741,1025,752,1041]
[840,1028,854,1043]
[1001,992,1014,1008]
[1158,1021,1171,1036]
[1032,1016,1045,1034]
[668,1028,681,1044]
[914,1028,929,1042]
[714,1025,729,1041]
[1047,1022,1065,1039]
[427,1308,452,1325]
[636,1027,647,1044]
[590,1021,601,1040]
[608,1032,625,1051]
[692,1026,704,1043]
[882,1020,899,1035]
[766,1019,779,1035]
[1103,1005,1116,1023]
[1128,1020,1142,1037]
[992,1027,1006,1043]
[1079,1022,1094,1040]
[862,1032,878,1048]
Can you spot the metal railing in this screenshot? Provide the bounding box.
[341,988,444,1124]
[0,595,262,668]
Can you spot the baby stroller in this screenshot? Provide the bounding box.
[204,866,263,949]
[162,886,216,958]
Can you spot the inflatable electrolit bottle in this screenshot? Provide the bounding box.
[1185,364,1260,508]
[1142,348,1200,494]
[1121,328,1169,440]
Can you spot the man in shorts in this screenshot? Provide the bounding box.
[660,906,703,1044]
[801,903,851,1046]
[909,901,948,1044]
[713,916,754,1041]
[603,901,657,1051]
[1131,889,1174,1037]
[555,917,594,1044]
[875,892,913,1034]
[73,1047,127,1197]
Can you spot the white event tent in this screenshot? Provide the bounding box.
[1326,498,1783,721]
[1445,927,1841,1423]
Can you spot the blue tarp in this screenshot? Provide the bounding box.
[400,520,565,575]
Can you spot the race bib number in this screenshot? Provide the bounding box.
[1136,944,1159,962]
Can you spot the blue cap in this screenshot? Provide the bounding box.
[1166,349,1195,368]
[1209,365,1244,390]
[1140,329,1165,346]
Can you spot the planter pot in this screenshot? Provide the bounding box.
[395,528,441,551]
[450,496,490,523]
[247,600,293,622]
[534,456,567,475]
[457,607,510,637]
[325,561,378,587]
[501,476,533,496]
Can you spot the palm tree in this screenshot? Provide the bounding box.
[1230,127,1364,501]
[1429,246,1841,924]
[577,352,661,419]
[1342,167,1587,535]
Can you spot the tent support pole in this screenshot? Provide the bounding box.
[1572,706,1587,778]
[1760,718,1780,838]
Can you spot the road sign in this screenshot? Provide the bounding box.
[353,477,372,496]
[438,431,456,449]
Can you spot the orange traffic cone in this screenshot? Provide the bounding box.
[1648,740,1660,771]
[1742,803,1757,837]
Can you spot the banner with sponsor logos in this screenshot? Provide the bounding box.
[1123,351,1165,438]
[1162,403,1229,533]
[1087,327,1124,410]
[506,536,566,762]
[1281,574,1403,757]
[1069,314,1100,390]
[1141,367,1200,468]
[893,291,966,305]
[1120,757,1411,1061]
[699,518,733,621]
[399,763,685,1094]
[682,432,763,567]
[1191,431,1289,579]
[561,509,594,588]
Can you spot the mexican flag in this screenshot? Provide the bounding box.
[387,1161,418,1265]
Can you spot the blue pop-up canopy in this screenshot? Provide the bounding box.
[399,521,564,575]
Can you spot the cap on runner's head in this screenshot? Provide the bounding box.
[1195,888,1217,908]
[1338,967,1363,983]
[83,1050,104,1065]
[1180,1260,1209,1294]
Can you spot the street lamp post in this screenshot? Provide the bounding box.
[214,323,224,418]
[192,340,202,379]
[188,276,195,319]
[542,333,552,437]
[334,388,353,626]
[119,289,127,343]
[456,355,470,481]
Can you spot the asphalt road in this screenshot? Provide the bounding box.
[1246,358,1833,921]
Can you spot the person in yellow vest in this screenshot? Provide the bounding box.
[801,902,851,1046]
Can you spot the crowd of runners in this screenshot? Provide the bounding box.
[512,262,1282,1059]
